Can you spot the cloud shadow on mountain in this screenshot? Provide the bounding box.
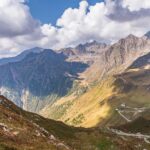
[0,49,89,97]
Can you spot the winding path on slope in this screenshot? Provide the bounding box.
[115,104,149,122]
[109,104,150,144]
[108,127,150,144]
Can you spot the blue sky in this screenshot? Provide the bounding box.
[28,0,104,25]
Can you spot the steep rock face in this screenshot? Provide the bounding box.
[104,34,150,70]
[0,50,88,112]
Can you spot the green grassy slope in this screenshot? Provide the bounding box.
[0,95,148,150]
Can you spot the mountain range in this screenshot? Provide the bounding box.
[0,33,149,112]
[0,32,150,149]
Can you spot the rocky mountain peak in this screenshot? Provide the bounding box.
[75,44,86,53]
[126,34,138,39]
[76,40,107,49]
[118,34,139,45]
[114,33,149,53]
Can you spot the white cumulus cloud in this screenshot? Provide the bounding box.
[1,0,150,57]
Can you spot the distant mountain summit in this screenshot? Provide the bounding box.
[61,41,108,57]
[75,41,107,53]
[0,47,43,65]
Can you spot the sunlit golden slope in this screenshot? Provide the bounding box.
[41,65,150,128]
[41,77,115,127]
